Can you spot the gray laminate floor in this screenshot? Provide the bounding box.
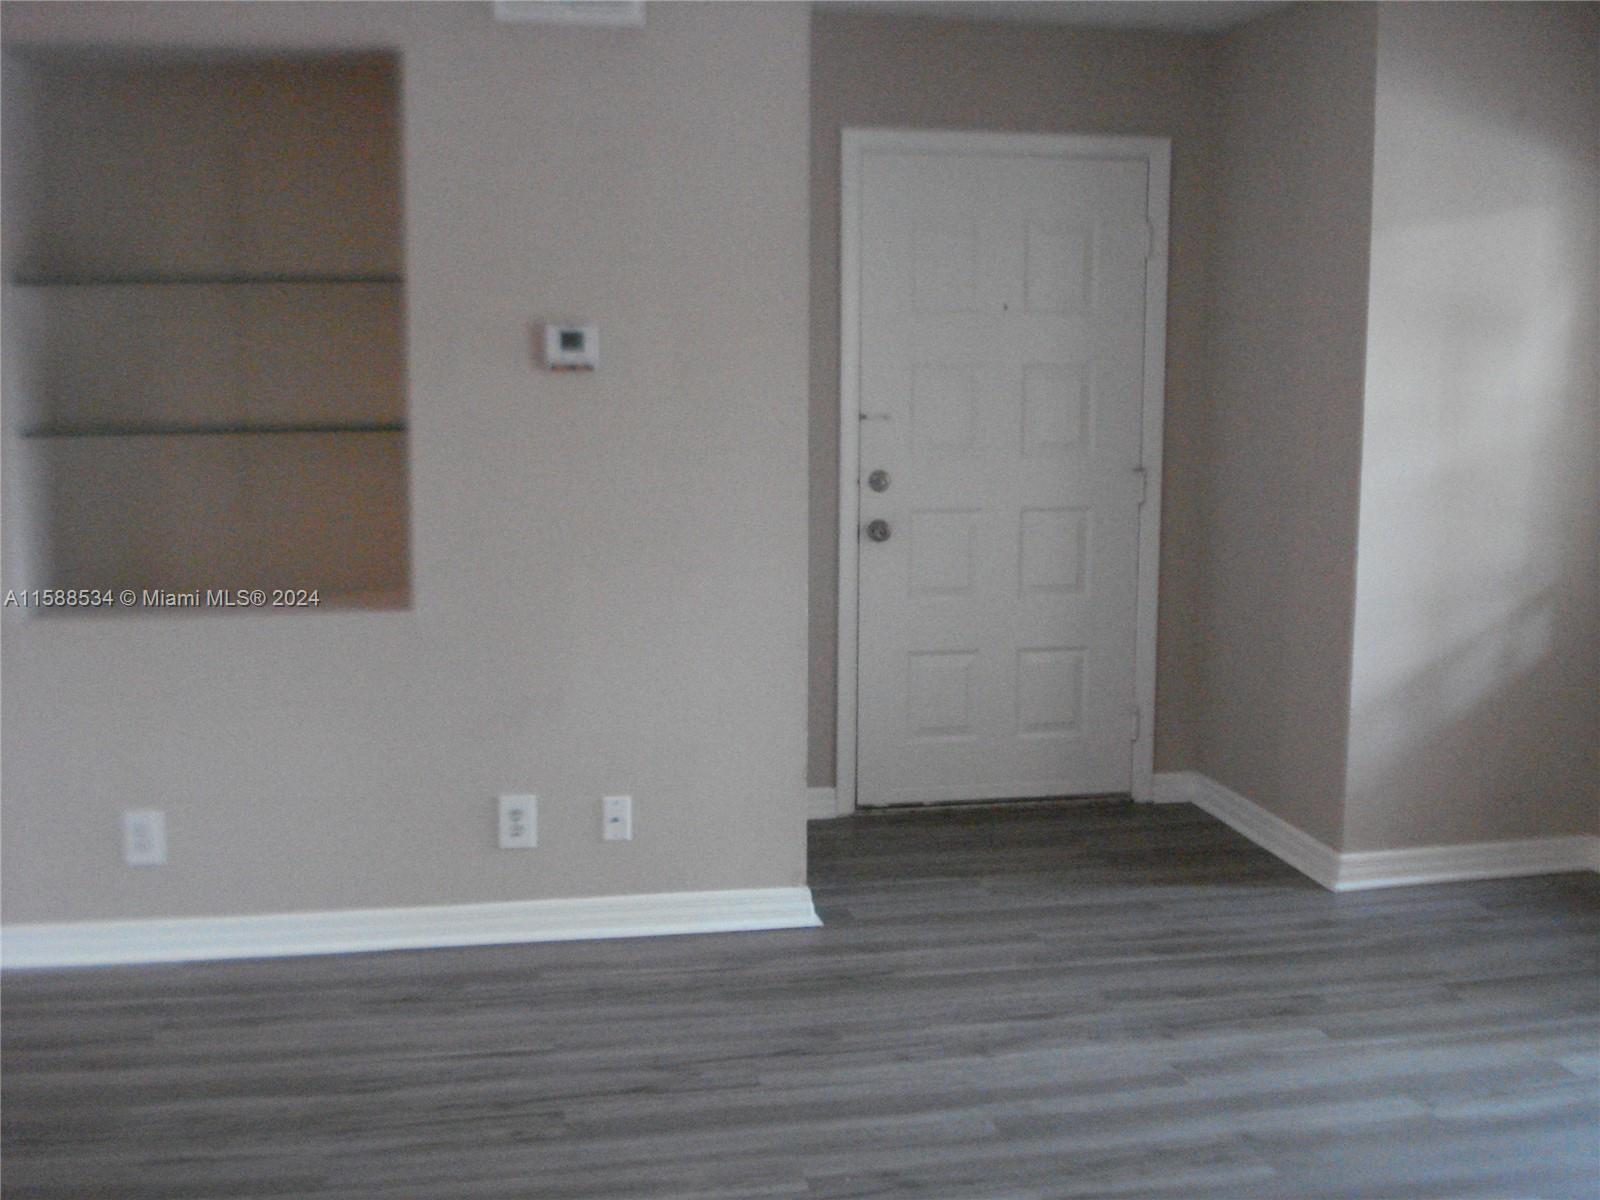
[3,800,1598,1199]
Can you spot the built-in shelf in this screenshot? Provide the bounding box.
[12,275,403,288]
[4,54,411,608]
[24,423,407,440]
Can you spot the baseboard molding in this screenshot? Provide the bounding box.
[1337,836,1600,890]
[1169,771,1342,888]
[1154,771,1600,892]
[1,886,823,970]
[807,787,842,820]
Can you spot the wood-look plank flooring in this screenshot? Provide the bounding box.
[3,800,1597,1198]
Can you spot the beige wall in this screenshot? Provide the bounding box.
[8,2,1593,930]
[808,11,1221,787]
[1346,2,1600,849]
[0,1,812,923]
[1197,3,1377,849]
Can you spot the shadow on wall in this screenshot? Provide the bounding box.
[1347,75,1599,850]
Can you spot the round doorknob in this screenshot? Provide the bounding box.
[866,519,891,542]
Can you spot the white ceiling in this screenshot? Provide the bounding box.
[830,1,1292,34]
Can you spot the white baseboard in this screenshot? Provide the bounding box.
[808,787,841,820]
[1170,770,1342,888]
[1152,771,1599,892]
[1,886,822,970]
[1337,836,1600,890]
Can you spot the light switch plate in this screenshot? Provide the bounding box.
[602,794,633,841]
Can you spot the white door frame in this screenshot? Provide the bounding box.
[835,127,1170,812]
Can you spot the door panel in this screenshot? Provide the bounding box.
[855,149,1150,807]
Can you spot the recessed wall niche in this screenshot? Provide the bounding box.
[4,53,410,609]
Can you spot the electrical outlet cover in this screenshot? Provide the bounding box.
[498,794,538,849]
[124,810,167,866]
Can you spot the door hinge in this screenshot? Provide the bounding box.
[1132,466,1149,506]
[1129,704,1142,743]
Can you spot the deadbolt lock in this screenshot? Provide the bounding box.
[867,469,891,493]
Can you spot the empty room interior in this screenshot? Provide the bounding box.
[1,0,1597,1196]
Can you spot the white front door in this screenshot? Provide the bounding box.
[851,139,1159,807]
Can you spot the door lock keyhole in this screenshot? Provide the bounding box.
[867,469,890,493]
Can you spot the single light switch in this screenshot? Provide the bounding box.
[602,794,633,841]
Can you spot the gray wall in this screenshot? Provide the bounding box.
[1,1,812,924]
[1345,2,1600,849]
[1197,3,1378,849]
[808,10,1222,788]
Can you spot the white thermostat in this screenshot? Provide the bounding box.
[542,323,599,371]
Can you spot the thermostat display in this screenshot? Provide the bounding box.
[543,323,599,371]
